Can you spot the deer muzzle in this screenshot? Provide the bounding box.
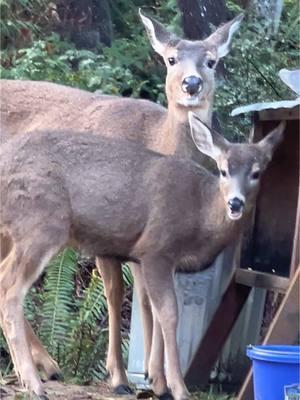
[182,75,203,96]
[227,197,245,220]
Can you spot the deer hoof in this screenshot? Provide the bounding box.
[158,392,174,400]
[49,372,63,381]
[113,384,134,395]
[136,389,154,399]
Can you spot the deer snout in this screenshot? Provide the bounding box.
[228,197,245,213]
[182,76,202,95]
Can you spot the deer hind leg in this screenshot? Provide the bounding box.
[0,229,68,398]
[96,257,132,394]
[130,262,153,378]
[25,320,61,380]
[142,256,190,400]
[1,233,61,381]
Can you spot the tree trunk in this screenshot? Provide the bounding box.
[176,0,230,40]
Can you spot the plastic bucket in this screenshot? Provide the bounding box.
[247,345,300,400]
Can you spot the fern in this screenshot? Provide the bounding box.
[65,269,108,381]
[39,248,78,360]
[122,263,133,287]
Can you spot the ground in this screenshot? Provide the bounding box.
[0,380,133,400]
[0,381,232,400]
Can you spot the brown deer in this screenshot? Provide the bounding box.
[0,114,285,400]
[0,11,243,394]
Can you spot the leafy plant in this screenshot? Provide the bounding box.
[39,248,78,357]
[215,0,299,140]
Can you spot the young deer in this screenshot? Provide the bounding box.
[0,114,285,400]
[0,11,243,394]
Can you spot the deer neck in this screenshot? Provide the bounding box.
[157,95,213,162]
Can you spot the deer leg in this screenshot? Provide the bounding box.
[25,319,61,380]
[0,225,68,398]
[96,257,132,394]
[142,257,189,400]
[130,262,153,378]
[147,309,170,398]
[1,233,61,381]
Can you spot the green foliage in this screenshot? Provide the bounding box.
[215,0,299,140]
[64,269,108,382]
[39,248,78,356]
[0,31,166,102]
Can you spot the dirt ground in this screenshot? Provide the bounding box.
[0,380,138,400]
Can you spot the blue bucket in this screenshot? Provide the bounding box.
[247,345,300,400]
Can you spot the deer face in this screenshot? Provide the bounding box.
[188,112,286,221]
[140,10,243,109]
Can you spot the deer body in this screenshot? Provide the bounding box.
[0,11,243,396]
[0,117,285,400]
[0,132,238,267]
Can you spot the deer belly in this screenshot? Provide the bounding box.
[70,208,145,259]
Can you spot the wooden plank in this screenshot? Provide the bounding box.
[259,106,299,121]
[185,279,251,389]
[290,186,300,277]
[237,267,300,400]
[235,269,290,292]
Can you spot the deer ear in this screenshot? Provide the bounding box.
[258,121,286,162]
[188,112,228,162]
[139,9,177,57]
[205,14,243,58]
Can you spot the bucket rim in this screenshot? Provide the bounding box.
[247,345,300,364]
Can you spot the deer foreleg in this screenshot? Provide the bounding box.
[147,308,169,397]
[142,257,189,400]
[96,257,132,394]
[130,262,153,377]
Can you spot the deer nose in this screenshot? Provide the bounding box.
[228,197,245,213]
[182,76,202,95]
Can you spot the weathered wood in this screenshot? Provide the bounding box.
[237,267,300,400]
[259,105,300,121]
[185,278,251,388]
[290,186,300,276]
[245,119,299,277]
[235,269,290,291]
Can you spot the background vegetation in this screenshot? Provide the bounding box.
[1,0,299,137]
[0,0,299,393]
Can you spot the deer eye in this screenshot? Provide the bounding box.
[168,57,177,66]
[220,169,227,178]
[207,59,216,69]
[251,171,260,180]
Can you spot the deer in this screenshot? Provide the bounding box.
[0,11,243,395]
[0,113,285,400]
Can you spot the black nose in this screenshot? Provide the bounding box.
[228,197,245,213]
[182,76,202,95]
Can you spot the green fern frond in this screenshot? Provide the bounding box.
[65,269,108,379]
[122,263,133,287]
[79,269,108,326]
[39,248,78,357]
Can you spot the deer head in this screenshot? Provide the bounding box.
[188,112,286,220]
[140,10,243,109]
